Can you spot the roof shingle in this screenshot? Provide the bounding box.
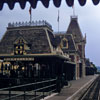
[66,16,83,43]
[0,26,53,54]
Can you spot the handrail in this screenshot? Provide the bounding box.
[34,84,56,92]
[0,78,57,100]
[1,93,24,100]
[0,78,56,91]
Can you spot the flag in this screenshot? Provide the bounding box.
[29,6,31,15]
[57,10,59,22]
[29,6,32,22]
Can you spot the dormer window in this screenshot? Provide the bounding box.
[14,40,24,55]
[61,38,68,48]
[14,37,28,55]
[63,40,67,47]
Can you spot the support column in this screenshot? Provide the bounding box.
[82,59,86,77]
[73,64,76,80]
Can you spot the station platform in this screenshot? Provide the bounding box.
[43,75,98,100]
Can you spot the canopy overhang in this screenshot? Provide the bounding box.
[0,0,99,10]
[0,53,69,62]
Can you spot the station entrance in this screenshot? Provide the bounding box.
[0,54,76,87]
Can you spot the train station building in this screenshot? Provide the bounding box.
[0,16,87,85]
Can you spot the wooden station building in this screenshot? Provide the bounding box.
[0,16,86,86]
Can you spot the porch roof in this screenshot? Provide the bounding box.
[0,53,69,62]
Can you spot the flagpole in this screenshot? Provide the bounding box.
[30,11,32,22]
[58,19,59,34]
[72,4,75,16]
[29,6,32,23]
[73,6,75,16]
[57,10,59,34]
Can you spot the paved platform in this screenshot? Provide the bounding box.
[44,75,98,100]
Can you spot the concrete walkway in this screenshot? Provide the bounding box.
[43,75,98,100]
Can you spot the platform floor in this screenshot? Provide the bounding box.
[44,75,98,100]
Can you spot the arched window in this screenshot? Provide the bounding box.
[63,40,67,47]
[61,38,68,48]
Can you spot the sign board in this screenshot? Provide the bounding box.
[4,57,34,61]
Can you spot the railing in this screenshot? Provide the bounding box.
[8,20,52,29]
[0,78,57,100]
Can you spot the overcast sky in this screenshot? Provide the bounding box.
[0,0,100,66]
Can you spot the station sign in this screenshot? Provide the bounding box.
[4,57,34,61]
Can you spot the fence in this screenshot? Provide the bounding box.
[0,78,57,100]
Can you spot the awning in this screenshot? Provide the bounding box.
[0,53,69,61]
[0,0,99,10]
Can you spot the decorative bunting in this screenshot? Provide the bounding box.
[0,0,100,10]
[7,0,15,10]
[19,0,26,9]
[53,0,62,8]
[41,0,50,8]
[65,0,74,7]
[78,0,86,6]
[0,1,4,10]
[29,0,38,9]
[92,0,99,5]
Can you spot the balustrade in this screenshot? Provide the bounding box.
[8,20,52,29]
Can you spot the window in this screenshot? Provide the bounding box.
[14,39,24,55]
[61,38,68,48]
[14,37,30,55]
[63,40,67,47]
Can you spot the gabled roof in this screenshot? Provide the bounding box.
[0,0,99,10]
[66,16,83,43]
[62,34,76,53]
[54,34,76,52]
[14,35,28,44]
